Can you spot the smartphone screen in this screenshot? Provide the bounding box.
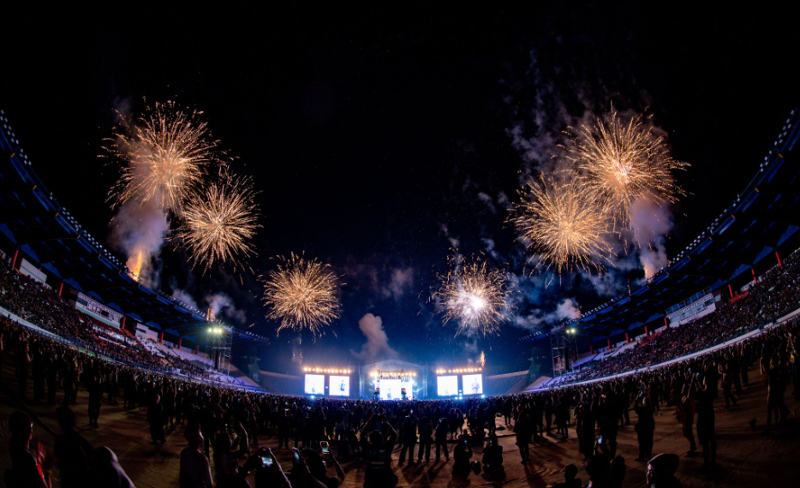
[322,445,330,454]
[261,455,274,467]
[292,451,301,464]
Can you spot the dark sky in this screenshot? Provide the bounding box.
[1,5,799,374]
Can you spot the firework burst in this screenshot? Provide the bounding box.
[104,101,227,213]
[568,111,688,228]
[432,254,511,337]
[261,253,341,336]
[176,175,261,272]
[511,173,614,273]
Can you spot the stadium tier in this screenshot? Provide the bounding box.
[519,109,800,356]
[2,107,800,487]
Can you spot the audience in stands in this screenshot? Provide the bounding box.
[555,250,800,386]
[2,251,800,487]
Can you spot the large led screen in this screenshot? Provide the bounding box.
[329,375,350,397]
[379,379,402,400]
[437,375,458,397]
[462,374,483,395]
[304,374,325,395]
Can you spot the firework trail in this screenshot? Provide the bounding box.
[262,253,341,336]
[568,111,688,229]
[511,172,614,274]
[432,253,511,337]
[176,174,261,272]
[104,101,227,214]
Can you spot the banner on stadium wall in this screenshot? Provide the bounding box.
[666,292,716,326]
[75,292,124,329]
[135,324,159,341]
[19,258,48,285]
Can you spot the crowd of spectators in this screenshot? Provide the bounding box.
[9,306,797,486]
[0,261,239,385]
[556,251,800,385]
[2,251,799,487]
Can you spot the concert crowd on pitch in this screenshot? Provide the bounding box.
[2,251,799,487]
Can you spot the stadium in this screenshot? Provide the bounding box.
[2,7,800,488]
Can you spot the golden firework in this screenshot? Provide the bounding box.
[105,101,227,213]
[176,175,261,272]
[511,172,613,273]
[433,254,511,337]
[261,253,341,335]
[569,111,688,228]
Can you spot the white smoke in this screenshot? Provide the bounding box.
[512,297,581,331]
[477,192,497,213]
[205,292,247,324]
[169,279,198,310]
[580,270,627,297]
[381,267,414,301]
[351,313,398,362]
[291,337,303,364]
[482,238,502,261]
[439,223,460,249]
[463,337,479,354]
[552,298,581,321]
[630,199,672,278]
[497,191,511,210]
[108,199,169,288]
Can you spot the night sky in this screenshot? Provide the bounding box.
[2,5,799,375]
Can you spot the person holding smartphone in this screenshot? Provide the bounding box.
[299,448,345,488]
[452,434,473,476]
[247,448,290,488]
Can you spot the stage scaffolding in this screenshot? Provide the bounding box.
[206,325,233,375]
[550,326,577,377]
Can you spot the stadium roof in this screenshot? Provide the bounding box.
[522,109,800,347]
[0,110,267,345]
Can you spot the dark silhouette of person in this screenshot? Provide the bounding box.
[634,394,655,462]
[54,407,93,488]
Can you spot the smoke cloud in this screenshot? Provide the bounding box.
[630,199,672,278]
[381,267,414,301]
[351,313,399,362]
[482,238,502,261]
[169,278,199,310]
[512,297,581,331]
[108,200,169,288]
[205,292,247,324]
[291,337,303,364]
[439,223,460,249]
[477,192,497,213]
